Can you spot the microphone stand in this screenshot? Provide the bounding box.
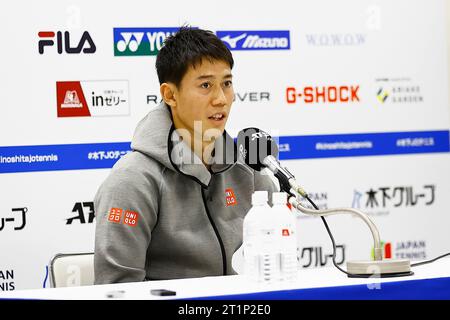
[288,191,413,278]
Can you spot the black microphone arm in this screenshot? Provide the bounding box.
[237,127,412,277]
[262,155,308,198]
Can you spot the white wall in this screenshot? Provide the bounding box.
[0,0,449,291]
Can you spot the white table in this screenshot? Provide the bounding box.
[1,258,449,300]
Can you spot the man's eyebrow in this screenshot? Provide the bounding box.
[196,73,233,80]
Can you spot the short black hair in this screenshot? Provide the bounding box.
[156,26,234,88]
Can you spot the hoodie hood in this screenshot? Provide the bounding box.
[131,102,237,187]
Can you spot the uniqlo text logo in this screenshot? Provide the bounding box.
[123,210,139,227]
[108,208,139,227]
[108,208,122,223]
[282,229,290,236]
[286,85,360,104]
[225,188,237,207]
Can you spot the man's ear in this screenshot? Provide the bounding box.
[160,83,177,108]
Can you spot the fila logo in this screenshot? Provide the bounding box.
[38,31,96,54]
[225,188,237,207]
[108,207,139,227]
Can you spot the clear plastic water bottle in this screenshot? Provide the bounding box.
[243,191,280,284]
[272,192,298,282]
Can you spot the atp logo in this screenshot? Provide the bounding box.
[66,202,95,225]
[113,28,180,56]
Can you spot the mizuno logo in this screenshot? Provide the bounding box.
[220,33,247,49]
[216,30,290,51]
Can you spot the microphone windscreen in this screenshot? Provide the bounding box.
[236,127,279,171]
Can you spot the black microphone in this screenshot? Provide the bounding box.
[237,129,417,278]
[237,127,306,197]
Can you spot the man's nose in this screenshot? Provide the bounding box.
[212,87,227,106]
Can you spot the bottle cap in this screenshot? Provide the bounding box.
[252,191,268,205]
[272,192,287,205]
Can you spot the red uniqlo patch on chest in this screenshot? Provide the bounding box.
[123,210,139,227]
[225,188,237,207]
[108,207,123,223]
[282,229,290,236]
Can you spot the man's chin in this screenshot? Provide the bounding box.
[203,126,225,141]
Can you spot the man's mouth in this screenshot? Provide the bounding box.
[208,113,226,121]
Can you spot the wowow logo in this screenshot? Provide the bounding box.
[113,28,179,56]
[217,30,290,50]
[56,80,129,117]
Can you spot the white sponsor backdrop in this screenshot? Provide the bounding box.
[0,0,449,290]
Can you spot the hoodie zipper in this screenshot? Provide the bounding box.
[201,187,227,275]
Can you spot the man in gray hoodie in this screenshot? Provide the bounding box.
[94,26,278,284]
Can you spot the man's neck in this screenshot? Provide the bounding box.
[175,127,214,169]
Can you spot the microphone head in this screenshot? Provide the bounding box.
[236,127,279,171]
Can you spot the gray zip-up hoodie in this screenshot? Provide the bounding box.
[94,102,278,284]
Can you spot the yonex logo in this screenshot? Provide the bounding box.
[113,28,180,56]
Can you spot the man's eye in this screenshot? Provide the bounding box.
[201,82,211,89]
[224,80,233,87]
